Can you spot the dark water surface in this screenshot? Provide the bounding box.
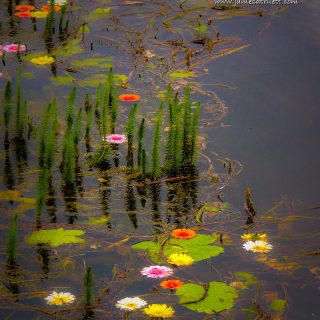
[0,1,319,319]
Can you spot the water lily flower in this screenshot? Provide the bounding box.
[32,11,49,18]
[160,279,184,289]
[30,55,55,65]
[103,134,127,144]
[143,304,174,318]
[171,228,196,239]
[44,291,76,306]
[14,11,32,18]
[48,0,67,4]
[141,265,173,278]
[115,296,147,311]
[3,44,26,53]
[243,240,273,253]
[167,253,194,266]
[241,233,267,242]
[15,4,35,11]
[41,4,61,12]
[119,93,140,102]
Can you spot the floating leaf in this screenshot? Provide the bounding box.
[25,228,85,247]
[53,39,85,57]
[22,52,47,61]
[50,74,75,86]
[0,190,20,201]
[86,216,110,225]
[194,25,207,32]
[78,73,128,87]
[132,234,223,263]
[87,7,111,20]
[270,299,286,314]
[234,272,257,289]
[176,281,238,313]
[70,57,113,68]
[169,69,195,79]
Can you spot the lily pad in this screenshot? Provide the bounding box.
[25,228,85,247]
[50,74,75,86]
[53,39,85,57]
[132,234,223,263]
[169,69,195,79]
[78,73,128,87]
[176,281,238,313]
[270,299,286,314]
[86,216,110,225]
[87,7,111,20]
[70,57,113,68]
[234,272,257,289]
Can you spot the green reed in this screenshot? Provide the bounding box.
[3,81,12,131]
[137,118,146,174]
[58,4,68,35]
[151,103,163,179]
[85,94,93,135]
[84,266,93,306]
[44,0,55,37]
[66,87,76,129]
[74,108,82,145]
[15,70,27,138]
[6,216,18,264]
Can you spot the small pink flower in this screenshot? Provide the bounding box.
[3,44,26,53]
[103,134,127,144]
[141,266,173,278]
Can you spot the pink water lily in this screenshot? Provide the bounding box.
[103,134,127,144]
[3,44,26,53]
[141,266,173,278]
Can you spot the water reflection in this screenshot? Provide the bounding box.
[98,176,112,229]
[4,132,15,190]
[125,180,137,229]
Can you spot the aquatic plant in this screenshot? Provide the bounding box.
[116,296,147,311]
[3,44,26,53]
[241,233,267,242]
[14,11,32,18]
[3,81,11,131]
[44,0,55,37]
[143,304,174,319]
[140,265,173,278]
[167,253,194,266]
[119,93,140,102]
[84,266,93,306]
[30,55,55,65]
[15,4,35,11]
[6,216,18,263]
[245,187,256,217]
[58,4,68,35]
[137,118,146,174]
[171,228,196,239]
[160,279,184,289]
[62,127,76,185]
[151,103,163,179]
[74,107,82,145]
[45,291,76,306]
[15,70,27,138]
[104,134,127,144]
[243,240,273,253]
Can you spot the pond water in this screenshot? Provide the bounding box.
[0,1,319,319]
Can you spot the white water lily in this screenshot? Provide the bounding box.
[45,291,76,306]
[243,240,273,253]
[116,296,147,310]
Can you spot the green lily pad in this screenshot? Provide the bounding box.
[169,69,195,79]
[86,216,110,225]
[50,74,75,86]
[132,234,223,263]
[53,39,85,57]
[270,299,286,314]
[176,282,238,313]
[87,7,111,20]
[25,228,85,247]
[234,272,257,289]
[70,57,113,68]
[78,73,128,87]
[194,25,207,32]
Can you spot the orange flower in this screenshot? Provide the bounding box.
[160,279,184,289]
[171,228,196,239]
[15,4,35,11]
[119,93,140,102]
[41,5,61,12]
[14,11,32,18]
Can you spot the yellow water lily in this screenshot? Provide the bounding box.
[241,233,268,242]
[143,304,174,318]
[31,11,48,18]
[167,253,194,266]
[30,55,55,65]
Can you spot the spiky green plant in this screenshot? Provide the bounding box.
[85,94,93,134]
[35,168,49,218]
[74,108,82,145]
[84,266,93,306]
[44,0,55,37]
[4,81,12,131]
[15,70,27,138]
[137,118,146,171]
[151,103,163,179]
[66,87,76,129]
[62,127,76,185]
[110,86,118,133]
[125,104,138,145]
[58,3,67,34]
[6,216,18,263]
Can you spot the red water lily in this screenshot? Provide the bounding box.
[160,279,184,289]
[171,228,196,239]
[15,4,35,11]
[119,93,141,102]
[14,11,32,18]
